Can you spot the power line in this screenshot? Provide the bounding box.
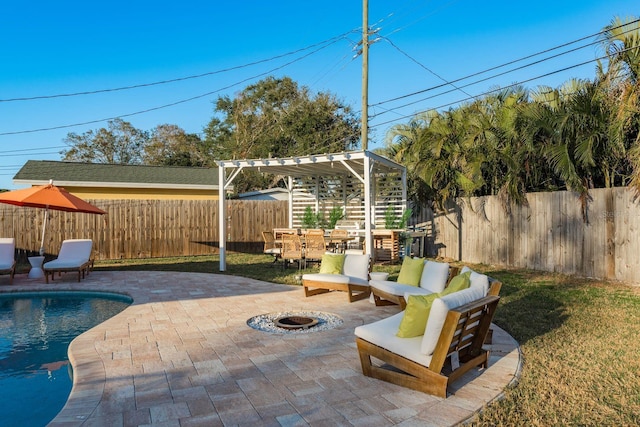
[0,31,358,103]
[369,46,636,128]
[0,146,67,154]
[371,18,640,108]
[0,36,348,137]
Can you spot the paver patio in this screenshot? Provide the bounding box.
[1,270,520,426]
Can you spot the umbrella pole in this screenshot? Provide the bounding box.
[39,208,48,256]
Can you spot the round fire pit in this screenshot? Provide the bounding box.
[247,311,343,334]
[274,315,319,330]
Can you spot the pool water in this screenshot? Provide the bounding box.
[0,292,131,427]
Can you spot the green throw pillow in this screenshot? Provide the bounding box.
[396,293,440,338]
[397,257,425,287]
[319,254,345,274]
[440,271,472,296]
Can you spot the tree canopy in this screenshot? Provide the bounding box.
[203,76,360,193]
[382,16,640,217]
[204,76,360,160]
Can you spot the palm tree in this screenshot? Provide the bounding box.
[598,16,640,193]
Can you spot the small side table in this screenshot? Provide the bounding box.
[28,256,45,279]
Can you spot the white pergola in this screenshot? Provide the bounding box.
[217,150,407,271]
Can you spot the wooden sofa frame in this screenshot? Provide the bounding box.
[356,295,500,398]
[303,277,371,303]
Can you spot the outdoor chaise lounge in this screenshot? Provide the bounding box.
[355,285,500,397]
[302,253,371,302]
[0,238,16,284]
[43,239,93,283]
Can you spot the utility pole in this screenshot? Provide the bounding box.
[361,0,369,151]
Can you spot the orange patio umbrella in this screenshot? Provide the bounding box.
[0,180,106,255]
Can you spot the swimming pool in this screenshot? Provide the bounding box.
[0,291,132,427]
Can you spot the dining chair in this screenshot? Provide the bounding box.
[329,229,350,253]
[281,233,304,270]
[304,229,326,267]
[261,231,281,264]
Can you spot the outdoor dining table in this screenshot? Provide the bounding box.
[326,236,355,253]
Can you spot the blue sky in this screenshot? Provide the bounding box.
[0,0,637,189]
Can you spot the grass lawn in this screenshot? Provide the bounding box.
[95,253,640,425]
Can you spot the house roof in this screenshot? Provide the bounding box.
[238,188,290,201]
[13,160,220,190]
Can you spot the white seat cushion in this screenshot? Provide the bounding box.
[355,312,433,367]
[421,286,484,355]
[301,273,350,284]
[419,260,450,293]
[370,280,433,297]
[345,276,369,286]
[44,258,88,269]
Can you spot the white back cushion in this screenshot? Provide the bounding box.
[460,266,490,296]
[420,286,484,355]
[469,271,489,296]
[0,238,15,268]
[343,254,370,281]
[58,239,93,262]
[419,260,450,293]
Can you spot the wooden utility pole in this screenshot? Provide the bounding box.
[361,0,369,151]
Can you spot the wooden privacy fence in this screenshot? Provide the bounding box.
[415,187,640,284]
[2,188,638,283]
[0,199,288,262]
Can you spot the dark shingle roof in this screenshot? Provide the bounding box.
[14,160,219,189]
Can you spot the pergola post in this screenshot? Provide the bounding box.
[218,165,226,271]
[363,154,373,256]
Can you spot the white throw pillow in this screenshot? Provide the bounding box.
[419,260,450,293]
[420,286,484,355]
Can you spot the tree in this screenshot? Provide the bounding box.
[144,124,211,167]
[62,118,148,164]
[203,76,360,193]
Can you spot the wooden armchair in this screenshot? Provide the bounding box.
[355,294,500,397]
